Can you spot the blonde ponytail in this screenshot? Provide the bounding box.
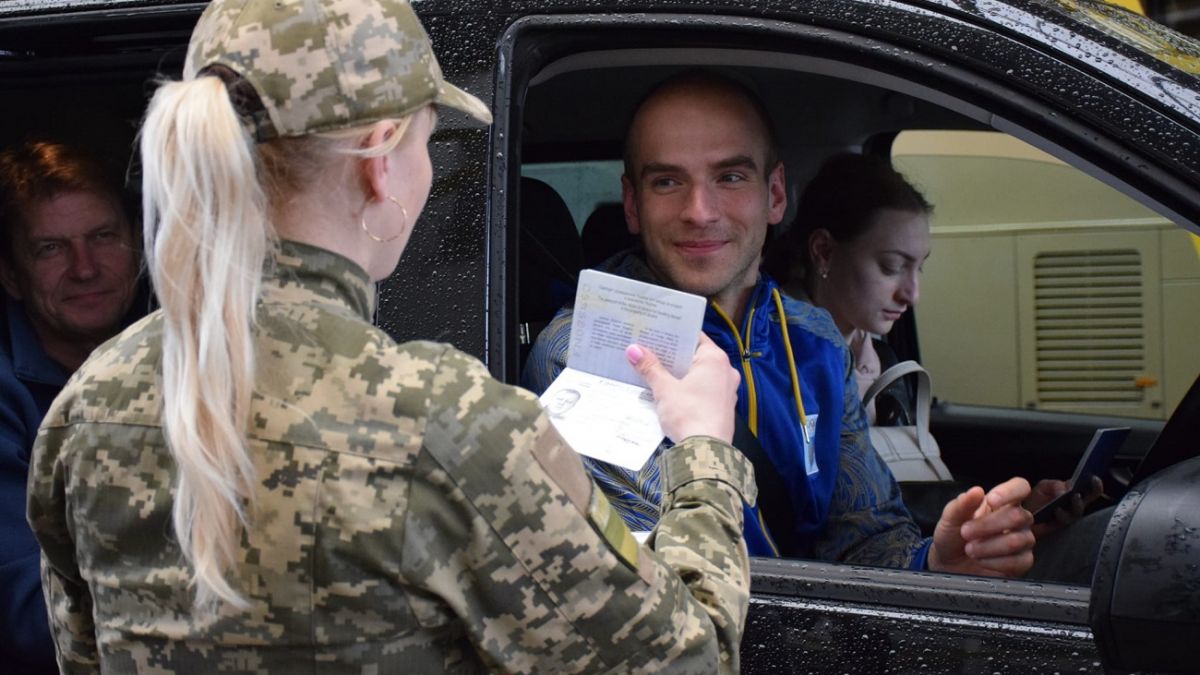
[140,75,273,612]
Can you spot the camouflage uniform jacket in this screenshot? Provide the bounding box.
[27,240,757,674]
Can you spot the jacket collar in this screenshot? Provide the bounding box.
[600,247,780,324]
[597,247,660,285]
[269,240,376,321]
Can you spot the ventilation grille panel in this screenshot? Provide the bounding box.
[1034,249,1144,405]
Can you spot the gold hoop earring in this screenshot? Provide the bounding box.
[360,196,409,243]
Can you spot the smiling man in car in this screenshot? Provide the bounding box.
[525,70,1037,576]
[0,140,141,674]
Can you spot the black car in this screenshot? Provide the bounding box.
[2,0,1198,671]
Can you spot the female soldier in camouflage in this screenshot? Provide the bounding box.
[26,1,756,672]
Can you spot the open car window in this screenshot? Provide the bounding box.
[506,13,1200,596]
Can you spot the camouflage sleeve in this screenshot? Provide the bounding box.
[648,436,757,668]
[25,393,100,674]
[407,345,755,673]
[813,341,929,568]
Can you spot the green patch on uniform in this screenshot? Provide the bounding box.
[588,488,639,569]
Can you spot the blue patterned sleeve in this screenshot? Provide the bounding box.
[520,305,666,531]
[520,307,573,394]
[814,341,930,568]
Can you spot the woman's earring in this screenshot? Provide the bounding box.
[820,269,829,280]
[360,196,409,243]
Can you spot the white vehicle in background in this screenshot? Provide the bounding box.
[896,129,1200,421]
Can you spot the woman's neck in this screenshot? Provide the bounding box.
[804,277,856,340]
[273,191,375,277]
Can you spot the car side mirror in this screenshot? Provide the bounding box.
[1090,456,1200,673]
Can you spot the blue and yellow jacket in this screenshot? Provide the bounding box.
[523,249,929,568]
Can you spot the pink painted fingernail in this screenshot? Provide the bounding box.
[626,345,644,364]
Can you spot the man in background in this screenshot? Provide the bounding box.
[0,140,142,673]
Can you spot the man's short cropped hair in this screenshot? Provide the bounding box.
[621,69,781,184]
[0,140,124,263]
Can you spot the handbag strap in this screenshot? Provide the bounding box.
[863,361,952,481]
[863,360,926,404]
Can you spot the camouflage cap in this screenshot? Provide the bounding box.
[184,0,492,140]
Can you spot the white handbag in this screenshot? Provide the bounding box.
[863,361,954,482]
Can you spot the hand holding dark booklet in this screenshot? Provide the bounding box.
[1033,426,1130,524]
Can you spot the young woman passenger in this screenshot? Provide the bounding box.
[763,153,1093,536]
[763,153,930,425]
[26,1,755,672]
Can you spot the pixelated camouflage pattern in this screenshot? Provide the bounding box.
[184,0,491,140]
[27,240,755,674]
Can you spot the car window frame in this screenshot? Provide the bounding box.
[494,10,1200,625]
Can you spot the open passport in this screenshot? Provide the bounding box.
[538,270,706,471]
